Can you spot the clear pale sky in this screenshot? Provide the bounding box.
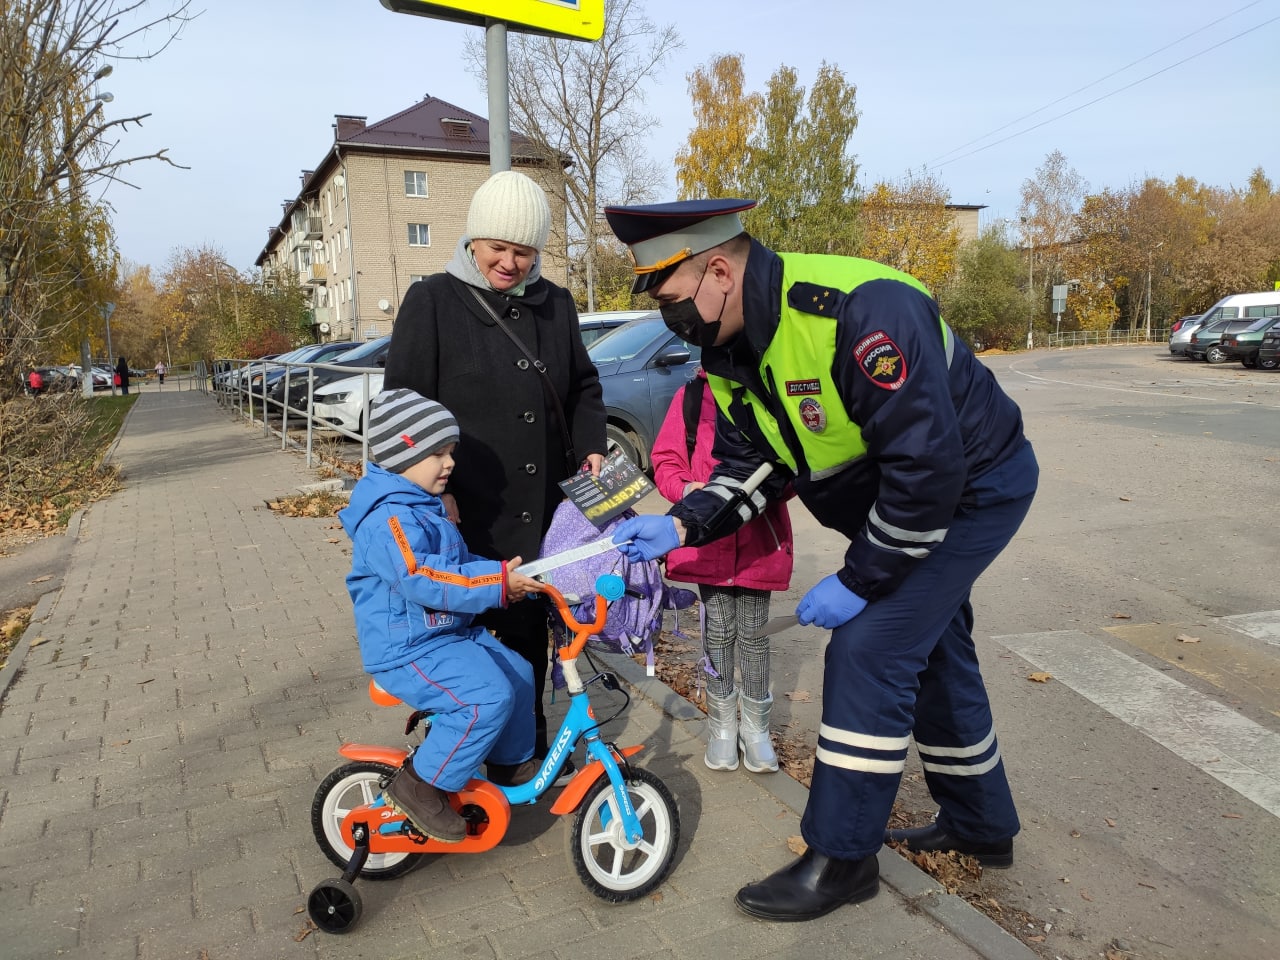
[98,0,1279,272]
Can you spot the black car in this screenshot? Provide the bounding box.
[278,336,390,411]
[1186,317,1257,363]
[1257,325,1280,370]
[1220,316,1280,368]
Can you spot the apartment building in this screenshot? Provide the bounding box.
[256,95,566,343]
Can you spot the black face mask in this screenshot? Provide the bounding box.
[659,264,726,349]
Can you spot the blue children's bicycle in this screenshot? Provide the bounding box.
[307,575,681,934]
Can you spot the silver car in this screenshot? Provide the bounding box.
[1168,314,1205,356]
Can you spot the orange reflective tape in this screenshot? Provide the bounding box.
[388,516,417,574]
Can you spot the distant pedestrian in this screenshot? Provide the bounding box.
[27,367,44,397]
[115,357,130,395]
[156,361,166,385]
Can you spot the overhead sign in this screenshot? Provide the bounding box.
[379,0,604,41]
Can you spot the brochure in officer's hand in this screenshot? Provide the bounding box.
[559,447,655,528]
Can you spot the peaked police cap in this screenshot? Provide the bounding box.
[603,199,757,293]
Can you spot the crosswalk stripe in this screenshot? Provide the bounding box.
[995,630,1280,819]
[1218,610,1280,645]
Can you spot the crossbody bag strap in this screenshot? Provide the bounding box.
[466,286,577,474]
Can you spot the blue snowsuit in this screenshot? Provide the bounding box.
[341,463,535,791]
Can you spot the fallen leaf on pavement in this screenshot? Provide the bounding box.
[28,574,53,584]
[786,835,808,855]
[1081,889,1094,901]
[1176,634,1201,643]
[1105,817,1117,827]
[1138,881,1156,890]
[1110,612,1131,619]
[784,690,812,702]
[1119,496,1132,501]
[1028,672,1053,683]
[1222,813,1243,819]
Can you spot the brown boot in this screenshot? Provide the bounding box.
[384,765,466,843]
[485,758,540,787]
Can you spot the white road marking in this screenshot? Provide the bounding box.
[1219,610,1280,646]
[1005,359,1280,408]
[995,630,1280,819]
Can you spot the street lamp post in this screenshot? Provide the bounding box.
[1022,217,1034,350]
[1144,241,1165,341]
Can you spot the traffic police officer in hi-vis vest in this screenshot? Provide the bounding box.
[605,199,1039,923]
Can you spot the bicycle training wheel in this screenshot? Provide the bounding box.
[566,766,680,901]
[311,761,422,879]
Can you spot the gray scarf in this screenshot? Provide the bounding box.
[444,234,542,297]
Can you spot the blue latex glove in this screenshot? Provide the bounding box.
[796,574,868,629]
[612,515,680,562]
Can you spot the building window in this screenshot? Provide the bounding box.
[404,171,428,197]
[409,274,428,284]
[408,223,431,247]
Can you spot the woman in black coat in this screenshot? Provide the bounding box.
[115,356,130,395]
[383,170,606,760]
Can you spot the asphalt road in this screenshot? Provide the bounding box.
[637,345,1280,959]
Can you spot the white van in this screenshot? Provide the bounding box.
[1198,291,1280,325]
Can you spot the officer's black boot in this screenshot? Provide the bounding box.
[734,847,879,921]
[884,822,1014,868]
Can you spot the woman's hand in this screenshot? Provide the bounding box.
[583,453,605,477]
[442,492,460,524]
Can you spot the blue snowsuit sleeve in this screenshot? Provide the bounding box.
[372,511,508,613]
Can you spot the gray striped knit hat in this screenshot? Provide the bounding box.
[367,389,459,474]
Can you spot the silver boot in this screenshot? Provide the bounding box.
[704,690,740,770]
[739,693,779,773]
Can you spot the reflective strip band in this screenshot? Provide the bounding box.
[819,723,910,752]
[869,504,947,544]
[916,728,996,759]
[816,745,905,774]
[866,529,933,559]
[921,749,1003,777]
[944,321,956,368]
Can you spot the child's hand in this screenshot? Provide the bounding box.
[505,557,545,601]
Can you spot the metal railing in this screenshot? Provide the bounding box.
[212,356,381,470]
[1045,328,1171,348]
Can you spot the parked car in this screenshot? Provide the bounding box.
[1186,318,1257,363]
[1253,324,1280,370]
[250,341,360,402]
[586,315,701,471]
[310,371,385,435]
[1168,314,1205,356]
[279,336,390,412]
[578,310,655,347]
[1220,316,1280,368]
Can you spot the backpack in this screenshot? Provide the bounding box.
[535,499,696,680]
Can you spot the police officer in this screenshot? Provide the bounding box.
[605,199,1038,922]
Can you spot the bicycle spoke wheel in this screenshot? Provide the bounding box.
[311,761,422,879]
[566,766,679,901]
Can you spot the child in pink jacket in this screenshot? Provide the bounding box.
[651,368,794,772]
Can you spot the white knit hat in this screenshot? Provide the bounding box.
[466,170,551,251]
[367,389,459,474]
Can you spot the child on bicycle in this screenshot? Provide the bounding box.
[341,389,545,842]
[650,368,794,773]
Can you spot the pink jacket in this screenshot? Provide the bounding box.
[650,371,794,590]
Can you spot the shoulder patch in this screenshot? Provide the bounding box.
[787,282,847,316]
[853,330,908,390]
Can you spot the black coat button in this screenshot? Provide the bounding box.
[522,411,536,422]
[525,463,537,474]
[517,359,530,370]
[509,307,521,320]
[520,512,532,523]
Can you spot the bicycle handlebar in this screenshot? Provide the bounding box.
[540,580,612,661]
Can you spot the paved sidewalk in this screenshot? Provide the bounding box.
[0,391,1035,960]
